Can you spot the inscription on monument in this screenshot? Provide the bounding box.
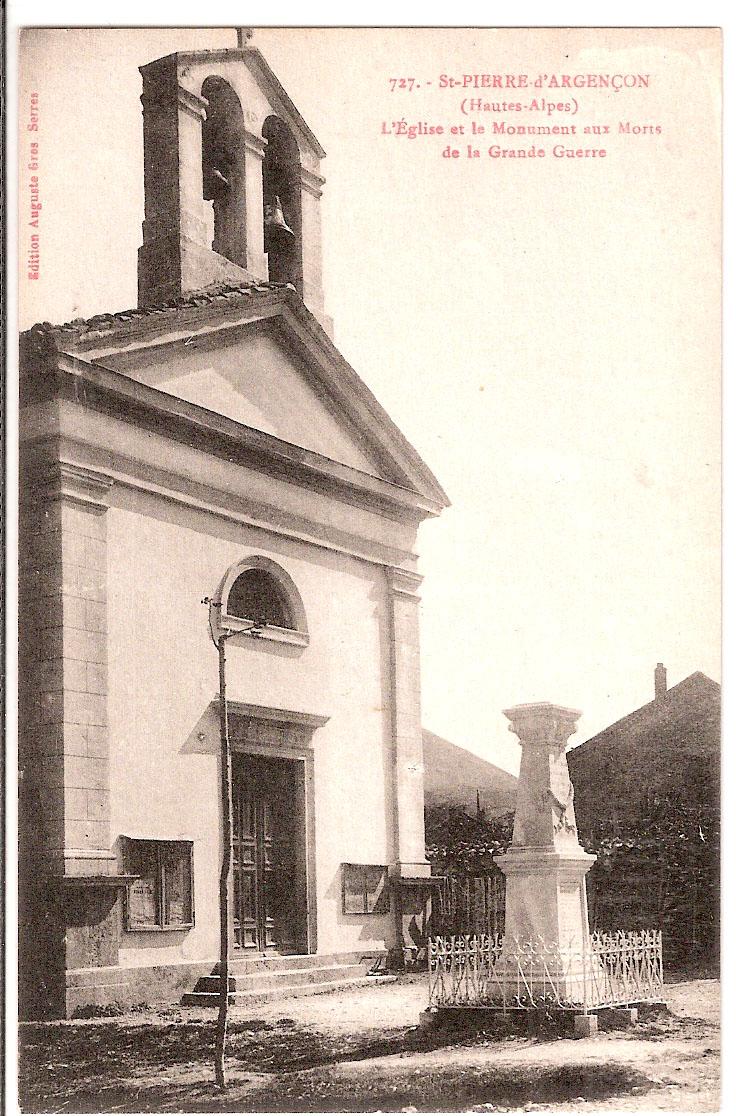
[559,882,584,951]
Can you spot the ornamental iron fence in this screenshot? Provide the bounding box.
[428,929,663,1012]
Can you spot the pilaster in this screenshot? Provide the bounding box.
[242,128,269,280]
[21,461,115,878]
[299,167,329,328]
[386,567,430,879]
[137,57,183,304]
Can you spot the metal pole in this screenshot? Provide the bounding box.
[214,635,233,1089]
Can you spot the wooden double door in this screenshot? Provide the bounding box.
[232,754,303,953]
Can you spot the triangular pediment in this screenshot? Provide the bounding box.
[55,290,449,510]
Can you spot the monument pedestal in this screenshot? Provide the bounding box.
[495,847,596,953]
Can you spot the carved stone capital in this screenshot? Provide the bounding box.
[503,702,581,753]
[177,84,208,122]
[41,462,114,512]
[300,166,326,198]
[243,129,267,159]
[387,567,423,599]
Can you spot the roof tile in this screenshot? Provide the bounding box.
[26,280,296,338]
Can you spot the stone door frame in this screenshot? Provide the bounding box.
[222,700,328,956]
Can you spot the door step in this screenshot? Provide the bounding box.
[219,951,379,976]
[181,951,392,1007]
[182,972,396,1007]
[193,962,375,993]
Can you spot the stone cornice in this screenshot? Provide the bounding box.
[387,568,423,598]
[21,292,449,514]
[242,128,267,158]
[494,848,597,875]
[21,426,420,572]
[300,167,326,198]
[47,352,443,521]
[219,699,330,732]
[40,461,114,511]
[60,874,139,888]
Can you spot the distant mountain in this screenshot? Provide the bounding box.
[422,729,517,815]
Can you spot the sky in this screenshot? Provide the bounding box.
[14,25,721,774]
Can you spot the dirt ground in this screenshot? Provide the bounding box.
[16,974,720,1113]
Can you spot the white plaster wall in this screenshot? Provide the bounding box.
[126,333,380,477]
[106,486,396,968]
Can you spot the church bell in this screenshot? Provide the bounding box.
[264,195,294,239]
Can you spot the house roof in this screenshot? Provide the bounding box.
[21,280,450,516]
[423,729,518,815]
[569,671,720,758]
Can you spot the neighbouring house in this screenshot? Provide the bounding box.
[422,729,518,817]
[567,664,720,966]
[567,664,720,832]
[18,42,449,1018]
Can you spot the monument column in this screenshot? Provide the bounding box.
[495,703,595,951]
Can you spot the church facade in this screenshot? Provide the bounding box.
[18,43,448,1018]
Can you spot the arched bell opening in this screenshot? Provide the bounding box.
[262,116,303,292]
[201,77,248,269]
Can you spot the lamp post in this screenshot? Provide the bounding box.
[204,597,266,1089]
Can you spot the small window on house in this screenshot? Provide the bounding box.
[226,568,295,629]
[342,863,390,915]
[123,838,194,931]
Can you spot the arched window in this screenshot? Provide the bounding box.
[227,567,294,629]
[262,116,303,292]
[201,77,247,268]
[210,556,309,647]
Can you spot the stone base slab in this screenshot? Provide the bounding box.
[390,861,432,879]
[574,1013,598,1038]
[599,1006,639,1028]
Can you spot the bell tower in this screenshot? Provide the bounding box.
[137,36,328,328]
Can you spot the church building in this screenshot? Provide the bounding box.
[18,40,448,1018]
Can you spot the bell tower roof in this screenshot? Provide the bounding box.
[137,42,330,332]
[139,47,326,160]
